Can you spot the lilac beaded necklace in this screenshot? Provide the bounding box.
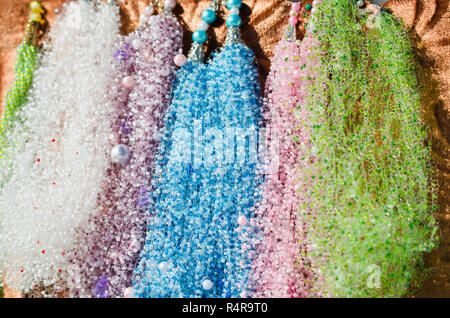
[68,0,183,298]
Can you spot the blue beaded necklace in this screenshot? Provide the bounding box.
[205,1,262,298]
[132,0,262,298]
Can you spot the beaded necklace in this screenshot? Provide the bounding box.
[204,0,262,298]
[133,0,264,298]
[68,0,183,298]
[0,0,46,297]
[0,1,45,184]
[250,0,325,298]
[132,0,221,298]
[306,0,438,297]
[0,0,120,297]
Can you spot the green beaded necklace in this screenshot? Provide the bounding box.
[305,0,438,297]
[0,1,45,165]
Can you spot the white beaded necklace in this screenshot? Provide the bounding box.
[0,0,120,296]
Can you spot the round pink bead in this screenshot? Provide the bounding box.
[108,133,119,145]
[292,3,301,11]
[164,0,176,9]
[174,54,187,67]
[289,10,297,17]
[288,16,298,25]
[238,215,248,226]
[122,76,135,89]
[123,287,134,298]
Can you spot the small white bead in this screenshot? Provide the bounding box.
[140,14,148,24]
[132,39,143,50]
[202,279,213,290]
[111,144,131,165]
[123,287,134,298]
[198,21,209,31]
[148,15,159,25]
[164,0,176,10]
[230,7,240,15]
[145,5,155,15]
[158,261,170,272]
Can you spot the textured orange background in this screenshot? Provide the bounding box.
[0,0,449,297]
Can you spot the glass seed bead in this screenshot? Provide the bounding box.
[148,15,159,25]
[30,1,41,13]
[132,39,143,50]
[139,14,148,24]
[108,133,119,145]
[145,5,154,14]
[30,12,41,22]
[292,3,301,11]
[123,287,134,298]
[289,16,298,25]
[238,215,248,226]
[158,261,170,272]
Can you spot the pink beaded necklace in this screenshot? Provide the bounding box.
[250,0,324,298]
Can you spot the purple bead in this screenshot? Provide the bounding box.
[120,120,130,134]
[137,186,150,207]
[94,274,108,298]
[114,43,132,61]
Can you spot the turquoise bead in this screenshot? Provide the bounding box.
[226,0,242,10]
[305,4,312,11]
[226,14,242,28]
[192,30,207,44]
[201,9,216,24]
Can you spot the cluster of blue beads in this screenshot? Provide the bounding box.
[206,42,262,298]
[132,61,210,297]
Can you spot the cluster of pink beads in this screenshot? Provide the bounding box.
[288,2,301,26]
[250,0,324,298]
